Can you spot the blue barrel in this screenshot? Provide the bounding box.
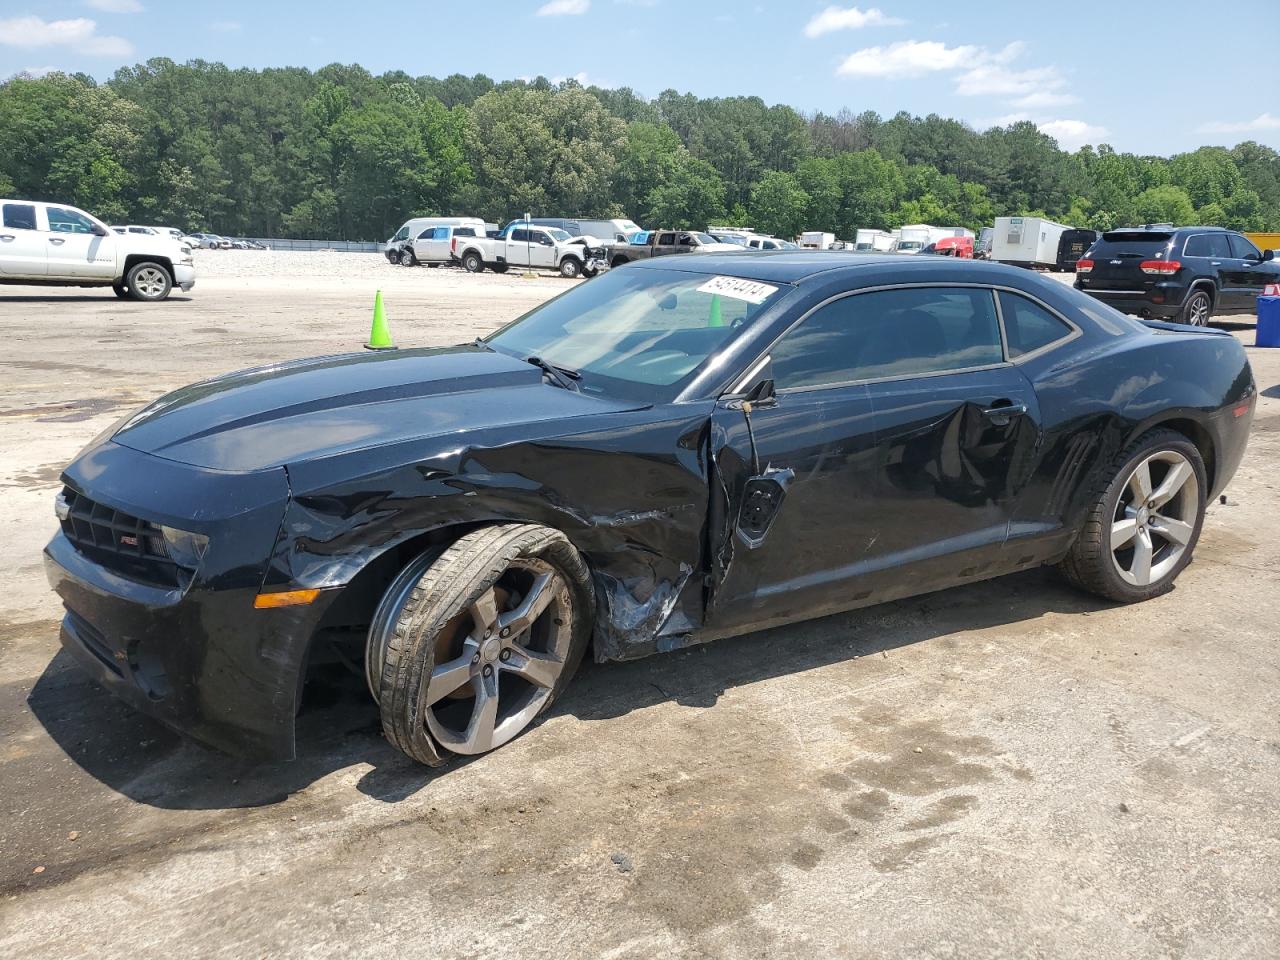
[1258,297,1280,348]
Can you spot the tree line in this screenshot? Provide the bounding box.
[1,59,1277,241]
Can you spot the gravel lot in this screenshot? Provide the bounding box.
[1,252,1278,959]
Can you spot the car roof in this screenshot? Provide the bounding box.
[623,250,1044,285]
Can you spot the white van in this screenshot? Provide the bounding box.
[385,216,487,265]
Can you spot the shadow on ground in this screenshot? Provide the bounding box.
[24,567,1109,812]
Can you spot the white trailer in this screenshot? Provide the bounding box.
[800,231,836,249]
[854,228,896,252]
[990,216,1070,269]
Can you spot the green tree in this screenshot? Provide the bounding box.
[1133,185,1196,225]
[749,171,809,238]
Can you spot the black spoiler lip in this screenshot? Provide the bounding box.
[1139,318,1232,336]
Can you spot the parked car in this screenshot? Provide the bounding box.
[1075,226,1280,325]
[185,232,220,250]
[608,230,741,267]
[44,253,1254,764]
[1,198,195,301]
[453,222,606,278]
[407,224,484,267]
[510,217,643,245]
[385,216,487,264]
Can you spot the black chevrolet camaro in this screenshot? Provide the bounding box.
[44,254,1255,765]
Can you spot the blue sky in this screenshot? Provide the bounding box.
[2,0,1277,156]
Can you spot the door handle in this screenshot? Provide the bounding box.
[981,401,1028,425]
[0,234,14,241]
[1211,261,1222,266]
[48,237,65,245]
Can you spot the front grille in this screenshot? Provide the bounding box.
[58,487,190,588]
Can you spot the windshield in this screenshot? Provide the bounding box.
[545,227,571,241]
[897,241,923,251]
[486,266,789,400]
[692,232,718,245]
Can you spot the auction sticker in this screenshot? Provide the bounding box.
[696,275,779,304]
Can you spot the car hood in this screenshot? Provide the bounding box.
[110,345,646,472]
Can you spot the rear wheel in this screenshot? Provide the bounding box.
[491,263,509,274]
[371,524,594,765]
[1059,429,1206,603]
[1181,288,1212,326]
[462,252,485,273]
[125,262,172,301]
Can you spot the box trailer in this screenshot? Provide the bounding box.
[854,229,896,252]
[800,231,836,250]
[990,216,1071,269]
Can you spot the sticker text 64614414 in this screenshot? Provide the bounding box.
[695,275,779,305]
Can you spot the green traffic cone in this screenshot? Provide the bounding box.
[365,290,395,350]
[707,293,724,328]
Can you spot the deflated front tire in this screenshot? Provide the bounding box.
[370,524,594,766]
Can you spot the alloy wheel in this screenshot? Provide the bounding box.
[421,557,573,755]
[1187,293,1210,326]
[133,267,168,299]
[1110,449,1199,586]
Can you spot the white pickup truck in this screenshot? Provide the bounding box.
[0,199,196,301]
[452,223,607,279]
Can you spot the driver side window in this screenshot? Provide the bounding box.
[46,206,97,234]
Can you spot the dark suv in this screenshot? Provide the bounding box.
[1075,226,1278,325]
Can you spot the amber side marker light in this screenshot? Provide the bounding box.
[254,589,321,609]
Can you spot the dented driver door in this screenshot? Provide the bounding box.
[703,284,1043,639]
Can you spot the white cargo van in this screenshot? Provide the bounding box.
[385,216,487,265]
[990,216,1070,269]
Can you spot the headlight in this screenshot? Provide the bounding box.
[154,525,209,568]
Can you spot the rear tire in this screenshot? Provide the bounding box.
[491,263,509,274]
[1181,288,1213,326]
[372,524,594,766]
[462,252,485,273]
[1059,428,1206,603]
[124,262,172,302]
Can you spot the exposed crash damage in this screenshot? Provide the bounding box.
[45,254,1254,765]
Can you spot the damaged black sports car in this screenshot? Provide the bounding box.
[45,253,1255,765]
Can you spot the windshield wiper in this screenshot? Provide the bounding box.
[524,355,581,392]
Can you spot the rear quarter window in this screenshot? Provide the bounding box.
[999,292,1075,358]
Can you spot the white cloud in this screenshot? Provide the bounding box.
[1037,119,1108,150]
[210,20,242,32]
[1011,91,1079,109]
[837,40,977,78]
[804,5,904,38]
[537,0,590,14]
[0,15,132,57]
[1198,113,1280,134]
[86,0,143,12]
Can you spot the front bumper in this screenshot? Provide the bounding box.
[45,532,335,760]
[174,263,196,292]
[586,256,609,274]
[42,440,324,760]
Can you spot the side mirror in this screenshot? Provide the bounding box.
[91,223,109,237]
[742,378,776,407]
[1264,249,1275,262]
